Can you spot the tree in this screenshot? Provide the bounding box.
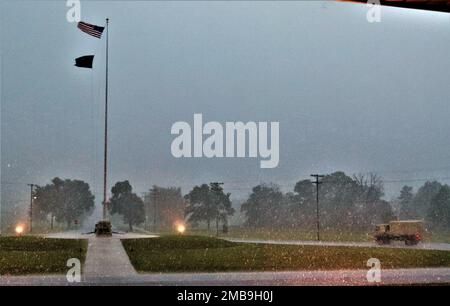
[144,186,185,230]
[185,183,234,230]
[353,173,393,227]
[185,184,213,229]
[320,172,360,229]
[241,184,284,228]
[33,184,57,225]
[399,186,415,220]
[210,182,234,234]
[109,181,145,231]
[427,185,450,230]
[292,179,315,227]
[411,181,443,219]
[377,200,396,224]
[33,177,94,229]
[290,172,393,230]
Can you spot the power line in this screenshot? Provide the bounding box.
[220,175,450,190]
[1,181,31,186]
[355,165,450,176]
[383,177,450,183]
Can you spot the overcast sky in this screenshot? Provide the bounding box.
[2,1,450,219]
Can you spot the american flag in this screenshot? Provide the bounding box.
[77,21,105,39]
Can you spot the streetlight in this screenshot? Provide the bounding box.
[15,224,25,236]
[177,224,186,235]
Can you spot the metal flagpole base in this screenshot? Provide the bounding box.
[94,220,112,237]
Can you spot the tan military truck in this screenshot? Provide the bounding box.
[373,220,424,246]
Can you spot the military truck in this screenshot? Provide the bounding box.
[373,220,424,246]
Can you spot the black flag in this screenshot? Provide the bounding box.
[75,55,94,69]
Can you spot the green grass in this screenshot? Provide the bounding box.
[176,227,450,244]
[426,231,450,244]
[1,222,70,235]
[122,235,450,273]
[178,227,371,242]
[0,236,88,275]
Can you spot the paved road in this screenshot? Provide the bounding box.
[1,268,449,286]
[226,238,450,251]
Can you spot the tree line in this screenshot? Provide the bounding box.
[241,172,395,230]
[397,181,450,231]
[31,171,450,232]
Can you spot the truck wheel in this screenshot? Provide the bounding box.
[376,238,390,245]
[405,239,418,246]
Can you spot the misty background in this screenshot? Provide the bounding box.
[1,1,450,228]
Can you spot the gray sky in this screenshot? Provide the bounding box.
[2,0,450,220]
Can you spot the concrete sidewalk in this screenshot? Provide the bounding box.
[83,237,137,279]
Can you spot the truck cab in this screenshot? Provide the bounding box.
[375,224,389,234]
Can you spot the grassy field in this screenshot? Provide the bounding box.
[171,227,450,243]
[152,228,371,242]
[210,228,370,242]
[0,236,88,275]
[427,232,450,244]
[122,235,450,273]
[1,222,71,235]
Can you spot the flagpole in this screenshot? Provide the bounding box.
[103,18,109,220]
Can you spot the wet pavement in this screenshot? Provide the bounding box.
[1,268,449,286]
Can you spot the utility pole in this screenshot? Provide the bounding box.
[152,187,159,231]
[311,174,324,241]
[27,184,36,233]
[142,192,148,230]
[210,182,224,237]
